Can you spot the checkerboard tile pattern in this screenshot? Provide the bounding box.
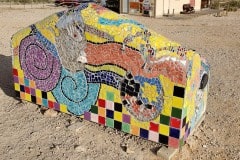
[13,66,188,148]
[84,84,186,148]
[13,68,68,114]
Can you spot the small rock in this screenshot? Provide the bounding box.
[126,147,135,154]
[67,122,85,132]
[74,145,86,152]
[202,144,207,148]
[56,126,61,130]
[43,109,58,117]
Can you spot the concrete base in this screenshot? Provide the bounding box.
[157,146,178,160]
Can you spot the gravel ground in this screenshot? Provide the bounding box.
[0,4,240,160]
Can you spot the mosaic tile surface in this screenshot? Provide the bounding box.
[11,3,210,148]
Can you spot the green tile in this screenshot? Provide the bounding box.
[91,105,98,114]
[122,123,130,133]
[106,91,114,101]
[171,107,182,119]
[106,118,114,128]
[180,137,185,147]
[182,107,187,117]
[160,114,170,125]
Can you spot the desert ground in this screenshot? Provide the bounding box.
[0,3,240,160]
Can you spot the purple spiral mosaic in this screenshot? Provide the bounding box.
[19,35,61,91]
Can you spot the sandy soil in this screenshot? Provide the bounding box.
[0,4,240,160]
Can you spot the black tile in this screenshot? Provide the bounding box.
[126,85,134,92]
[42,91,47,99]
[159,134,169,145]
[145,104,152,109]
[31,95,36,103]
[120,92,126,96]
[134,83,140,92]
[20,85,25,92]
[122,100,128,105]
[182,117,186,128]
[173,86,185,98]
[126,73,133,79]
[133,92,138,97]
[114,120,122,130]
[114,103,122,112]
[15,91,20,98]
[127,90,134,96]
[185,122,189,132]
[124,79,129,84]
[121,83,126,88]
[130,80,135,85]
[136,100,143,105]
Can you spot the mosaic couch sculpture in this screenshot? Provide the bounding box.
[11,3,209,148]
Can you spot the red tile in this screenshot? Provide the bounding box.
[149,122,159,132]
[13,69,18,76]
[48,101,54,109]
[170,117,181,129]
[98,116,105,125]
[24,86,30,94]
[98,99,106,108]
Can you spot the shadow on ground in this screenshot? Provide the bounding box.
[0,54,15,98]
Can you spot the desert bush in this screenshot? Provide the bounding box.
[211,0,240,11]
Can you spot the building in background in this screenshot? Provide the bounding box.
[113,0,210,17]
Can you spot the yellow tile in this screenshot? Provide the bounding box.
[14,83,20,91]
[47,92,56,102]
[79,115,84,119]
[161,97,172,116]
[18,70,24,78]
[113,93,121,103]
[13,56,20,68]
[98,85,107,100]
[11,27,31,48]
[131,117,149,130]
[159,75,174,97]
[36,89,42,98]
[114,111,122,122]
[172,97,184,109]
[60,104,68,113]
[121,106,129,114]
[159,124,169,136]
[152,115,160,123]
[25,93,31,102]
[140,122,150,130]
[131,117,142,127]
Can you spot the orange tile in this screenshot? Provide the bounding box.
[98,107,106,117]
[36,97,42,105]
[20,92,25,99]
[131,125,140,136]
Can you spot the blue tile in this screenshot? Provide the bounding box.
[170,128,180,139]
[140,128,149,139]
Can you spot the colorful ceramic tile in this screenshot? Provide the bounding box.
[11,3,209,148]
